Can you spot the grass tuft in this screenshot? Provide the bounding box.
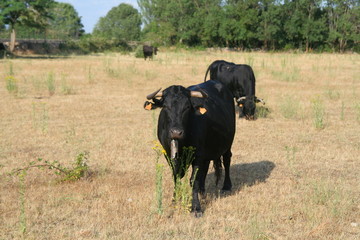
[311,96,325,129]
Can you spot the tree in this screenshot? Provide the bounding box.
[0,0,55,52]
[257,0,284,50]
[93,3,141,41]
[220,0,260,49]
[47,2,84,38]
[326,0,360,52]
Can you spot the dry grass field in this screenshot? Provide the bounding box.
[1,50,359,240]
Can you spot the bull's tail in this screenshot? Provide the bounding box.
[204,64,211,82]
[213,158,222,186]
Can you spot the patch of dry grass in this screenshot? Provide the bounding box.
[1,51,359,239]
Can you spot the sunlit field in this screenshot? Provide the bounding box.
[1,50,359,239]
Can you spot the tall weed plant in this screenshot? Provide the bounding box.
[280,95,300,119]
[47,72,56,96]
[153,142,195,214]
[5,75,18,95]
[312,97,325,129]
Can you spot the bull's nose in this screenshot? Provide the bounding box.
[170,129,184,139]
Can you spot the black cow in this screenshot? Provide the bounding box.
[143,45,158,60]
[144,80,235,217]
[204,60,265,119]
[0,43,6,58]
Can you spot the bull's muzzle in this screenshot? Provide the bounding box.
[170,128,184,140]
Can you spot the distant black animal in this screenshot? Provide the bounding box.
[204,60,265,119]
[0,43,7,58]
[143,45,158,60]
[144,80,235,217]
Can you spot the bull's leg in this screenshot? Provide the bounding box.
[190,164,206,217]
[198,161,210,196]
[222,150,232,191]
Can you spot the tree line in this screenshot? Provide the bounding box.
[139,0,359,52]
[1,0,359,53]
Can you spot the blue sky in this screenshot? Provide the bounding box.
[58,0,139,33]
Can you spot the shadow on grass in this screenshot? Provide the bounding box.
[206,160,276,196]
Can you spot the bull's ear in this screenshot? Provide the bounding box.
[144,101,160,110]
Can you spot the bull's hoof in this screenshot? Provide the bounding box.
[194,211,203,218]
[220,188,232,196]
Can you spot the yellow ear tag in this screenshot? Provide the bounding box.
[199,107,207,114]
[145,103,152,110]
[239,104,243,107]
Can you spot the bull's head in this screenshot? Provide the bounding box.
[144,86,207,159]
[144,86,207,179]
[236,96,265,120]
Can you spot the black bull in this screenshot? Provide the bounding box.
[144,80,235,217]
[143,45,158,60]
[204,60,265,119]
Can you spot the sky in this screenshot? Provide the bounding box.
[58,0,139,33]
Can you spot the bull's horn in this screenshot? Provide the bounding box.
[170,139,178,159]
[190,91,206,98]
[236,96,247,102]
[255,97,266,105]
[146,88,162,100]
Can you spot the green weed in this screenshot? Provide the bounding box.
[9,152,90,236]
[311,97,325,129]
[280,96,300,119]
[47,72,56,96]
[11,152,90,182]
[154,142,195,213]
[325,89,340,101]
[5,75,18,95]
[134,45,144,58]
[8,61,14,75]
[255,106,270,118]
[355,102,360,123]
[32,102,49,133]
[87,65,94,83]
[60,74,74,95]
[340,101,345,121]
[167,146,195,212]
[18,170,27,236]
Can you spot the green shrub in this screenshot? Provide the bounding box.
[135,45,144,58]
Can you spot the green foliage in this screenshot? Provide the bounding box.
[93,3,141,41]
[152,142,195,213]
[10,152,90,182]
[135,45,144,58]
[165,146,195,212]
[47,2,84,38]
[354,102,360,123]
[5,75,18,95]
[62,36,131,54]
[255,106,270,119]
[18,170,27,236]
[0,0,55,51]
[137,0,360,52]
